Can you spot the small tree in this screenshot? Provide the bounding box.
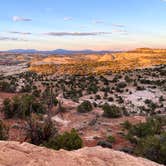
[3,98,13,119]
[26,114,57,145]
[102,103,122,118]
[0,120,8,140]
[45,129,83,151]
[77,101,93,113]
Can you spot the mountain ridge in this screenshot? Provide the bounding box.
[2,49,118,55]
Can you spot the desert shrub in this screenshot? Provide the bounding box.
[117,82,127,89]
[95,94,101,100]
[124,75,132,83]
[136,86,145,91]
[77,101,93,113]
[124,116,166,164]
[0,81,16,92]
[45,129,83,151]
[122,120,132,130]
[135,133,166,165]
[53,98,59,106]
[102,103,122,118]
[2,95,46,119]
[97,140,112,148]
[107,135,116,143]
[144,99,158,113]
[2,98,13,119]
[108,97,114,102]
[126,117,162,144]
[0,120,8,140]
[27,115,57,145]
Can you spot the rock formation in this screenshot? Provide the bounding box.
[0,141,162,166]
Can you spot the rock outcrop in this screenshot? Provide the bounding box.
[0,141,162,166]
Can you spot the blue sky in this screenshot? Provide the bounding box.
[0,0,166,50]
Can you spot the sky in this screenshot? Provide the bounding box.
[0,0,166,51]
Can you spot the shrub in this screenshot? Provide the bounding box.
[77,101,93,113]
[2,95,46,119]
[135,133,166,165]
[107,135,116,143]
[97,140,112,148]
[45,129,83,151]
[102,104,122,118]
[2,98,13,119]
[0,120,8,140]
[117,82,127,89]
[26,115,57,145]
[125,75,132,83]
[122,120,132,130]
[124,116,166,164]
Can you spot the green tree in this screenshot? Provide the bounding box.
[102,104,122,118]
[0,120,8,140]
[45,129,83,151]
[77,101,92,113]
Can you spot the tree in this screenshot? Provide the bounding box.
[26,114,57,145]
[0,120,8,140]
[135,134,166,165]
[45,129,83,151]
[102,103,122,118]
[3,98,13,119]
[77,101,93,113]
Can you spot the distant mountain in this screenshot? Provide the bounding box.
[4,49,117,55]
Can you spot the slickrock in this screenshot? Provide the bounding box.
[0,141,162,166]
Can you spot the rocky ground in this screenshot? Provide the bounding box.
[0,141,162,166]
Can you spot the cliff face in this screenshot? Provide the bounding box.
[0,141,162,166]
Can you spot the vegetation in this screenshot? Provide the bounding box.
[77,101,93,113]
[26,115,57,145]
[0,120,8,140]
[124,116,166,165]
[107,135,116,143]
[102,103,122,118]
[44,129,83,151]
[2,95,46,119]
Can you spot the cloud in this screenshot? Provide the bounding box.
[0,36,28,41]
[112,29,128,35]
[12,16,32,22]
[112,29,127,33]
[112,24,125,28]
[44,32,112,36]
[8,31,32,35]
[92,20,105,24]
[64,17,73,21]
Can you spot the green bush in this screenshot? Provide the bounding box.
[135,133,166,165]
[0,120,8,140]
[107,135,116,143]
[102,104,122,118]
[3,98,13,119]
[45,129,83,151]
[124,116,166,165]
[77,101,93,113]
[2,95,46,119]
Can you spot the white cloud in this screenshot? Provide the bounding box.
[92,20,105,24]
[64,17,73,21]
[8,31,32,35]
[0,36,28,41]
[112,24,125,28]
[44,32,112,36]
[12,16,32,22]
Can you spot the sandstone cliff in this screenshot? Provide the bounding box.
[0,141,162,166]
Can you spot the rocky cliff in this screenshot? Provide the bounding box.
[0,141,162,166]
